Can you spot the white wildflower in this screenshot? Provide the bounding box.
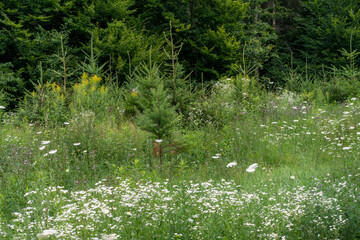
[49,150,57,154]
[212,153,221,159]
[246,163,258,173]
[101,234,119,240]
[227,162,237,168]
[37,229,57,240]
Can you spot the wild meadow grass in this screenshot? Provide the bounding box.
[0,90,359,239]
[3,175,357,239]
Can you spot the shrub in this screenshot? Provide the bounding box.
[18,81,67,126]
[70,73,110,115]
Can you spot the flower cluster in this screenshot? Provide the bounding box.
[3,174,355,240]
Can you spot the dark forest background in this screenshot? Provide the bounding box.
[1,0,359,108]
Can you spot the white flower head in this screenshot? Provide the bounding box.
[101,233,119,240]
[227,162,237,168]
[41,141,51,145]
[49,150,57,154]
[37,229,57,240]
[155,139,163,143]
[39,146,46,151]
[246,163,258,173]
[212,153,221,159]
[0,106,5,109]
[290,175,295,180]
[73,143,81,146]
[64,122,70,125]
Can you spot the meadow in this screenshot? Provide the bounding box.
[0,71,359,240]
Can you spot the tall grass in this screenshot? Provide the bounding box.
[0,67,359,239]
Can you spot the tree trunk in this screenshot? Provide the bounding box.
[270,0,276,29]
[189,1,195,27]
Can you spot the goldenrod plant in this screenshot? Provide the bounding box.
[71,72,108,114]
[18,63,67,126]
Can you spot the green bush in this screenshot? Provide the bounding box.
[18,81,68,125]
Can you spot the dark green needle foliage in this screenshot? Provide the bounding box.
[134,63,178,140]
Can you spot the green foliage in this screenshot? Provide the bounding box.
[18,68,122,126]
[136,83,179,140]
[93,20,165,82]
[1,0,360,102]
[18,63,68,125]
[0,0,136,104]
[70,73,110,114]
[132,63,179,140]
[287,0,360,71]
[0,63,24,108]
[80,36,108,77]
[163,23,194,116]
[4,2,360,238]
[130,0,250,81]
[2,75,360,239]
[51,35,77,92]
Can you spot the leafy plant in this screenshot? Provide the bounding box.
[18,63,67,126]
[70,72,109,115]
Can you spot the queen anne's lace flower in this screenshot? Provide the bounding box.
[226,162,237,168]
[49,150,57,154]
[246,163,258,173]
[37,229,57,240]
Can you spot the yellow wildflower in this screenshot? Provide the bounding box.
[81,72,88,81]
[99,86,108,93]
[90,75,102,85]
[49,82,61,92]
[130,88,138,97]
